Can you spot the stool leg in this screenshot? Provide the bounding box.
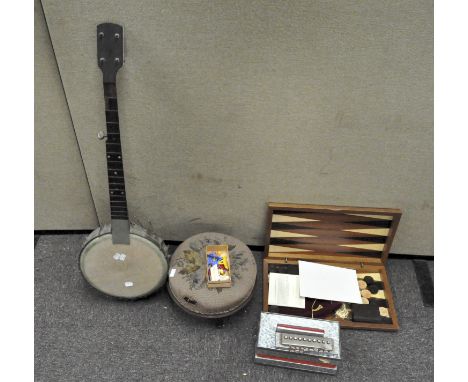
[215,318,225,328]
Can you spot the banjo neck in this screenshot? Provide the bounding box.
[98,23,130,244]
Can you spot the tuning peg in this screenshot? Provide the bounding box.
[97,131,107,140]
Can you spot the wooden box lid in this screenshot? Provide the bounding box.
[265,202,402,264]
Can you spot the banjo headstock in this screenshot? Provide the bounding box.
[97,23,124,83]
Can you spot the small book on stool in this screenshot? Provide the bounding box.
[255,312,341,374]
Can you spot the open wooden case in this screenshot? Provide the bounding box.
[263,202,402,331]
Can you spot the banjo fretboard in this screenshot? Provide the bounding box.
[104,83,128,220]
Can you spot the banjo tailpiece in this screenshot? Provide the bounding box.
[97,23,129,244]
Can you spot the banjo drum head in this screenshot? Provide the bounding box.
[80,230,168,299]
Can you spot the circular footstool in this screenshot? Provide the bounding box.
[168,232,257,319]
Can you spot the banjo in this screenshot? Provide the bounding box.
[79,23,168,299]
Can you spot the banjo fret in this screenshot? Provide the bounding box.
[107,162,123,170]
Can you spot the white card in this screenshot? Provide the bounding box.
[210,265,220,281]
[298,261,362,304]
[268,273,305,309]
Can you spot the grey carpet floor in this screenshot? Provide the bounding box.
[35,235,433,382]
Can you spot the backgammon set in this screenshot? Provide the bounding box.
[263,202,402,331]
[76,21,405,376]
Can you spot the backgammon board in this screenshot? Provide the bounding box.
[263,202,402,331]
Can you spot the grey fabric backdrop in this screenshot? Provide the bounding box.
[34,0,98,229]
[36,0,433,255]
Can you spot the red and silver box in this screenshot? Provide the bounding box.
[255,312,341,374]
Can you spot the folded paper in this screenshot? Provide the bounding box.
[268,273,305,309]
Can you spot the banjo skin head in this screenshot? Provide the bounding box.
[79,225,168,299]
